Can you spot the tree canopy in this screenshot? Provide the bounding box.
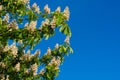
[0,0,73,80]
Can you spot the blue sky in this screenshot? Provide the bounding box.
[29,0,120,80]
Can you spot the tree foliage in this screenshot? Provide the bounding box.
[0,0,73,80]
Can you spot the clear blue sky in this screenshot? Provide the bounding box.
[29,0,120,80]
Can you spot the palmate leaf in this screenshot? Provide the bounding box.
[59,23,72,37]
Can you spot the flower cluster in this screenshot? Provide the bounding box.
[25,21,37,32]
[63,6,70,20]
[8,20,18,30]
[20,49,40,62]
[20,50,31,61]
[9,42,18,57]
[0,74,9,80]
[3,42,18,58]
[41,19,50,27]
[3,13,9,23]
[56,6,61,13]
[44,4,50,14]
[0,5,2,11]
[0,62,6,69]
[20,0,29,4]
[32,3,40,14]
[50,16,57,29]
[15,62,20,72]
[30,63,38,76]
[48,57,61,70]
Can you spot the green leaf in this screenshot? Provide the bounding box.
[69,47,73,53]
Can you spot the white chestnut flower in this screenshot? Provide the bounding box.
[9,42,18,57]
[3,45,9,52]
[41,19,50,27]
[0,5,2,11]
[6,75,9,80]
[56,6,61,13]
[8,20,18,30]
[44,4,50,14]
[25,21,37,32]
[50,16,56,29]
[30,63,38,75]
[63,6,70,20]
[15,62,20,72]
[20,0,29,4]
[3,13,9,23]
[32,3,40,14]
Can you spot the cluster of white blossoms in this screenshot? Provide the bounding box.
[15,62,20,72]
[20,50,30,61]
[0,62,6,69]
[20,0,29,4]
[40,17,57,29]
[9,42,18,57]
[20,49,40,62]
[30,63,38,76]
[56,6,61,13]
[3,13,9,23]
[3,42,18,58]
[41,19,50,27]
[44,4,50,14]
[25,21,37,32]
[49,57,61,69]
[8,20,18,30]
[50,16,57,29]
[0,74,9,80]
[32,3,40,14]
[0,5,2,11]
[63,6,70,20]
[64,36,70,44]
